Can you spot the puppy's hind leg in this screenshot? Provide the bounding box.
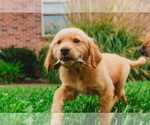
[115,65,130,103]
[115,82,127,103]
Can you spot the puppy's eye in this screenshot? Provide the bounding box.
[73,39,80,43]
[57,40,61,44]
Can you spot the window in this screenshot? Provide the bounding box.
[42,0,70,35]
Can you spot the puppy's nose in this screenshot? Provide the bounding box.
[60,47,70,56]
[139,45,146,55]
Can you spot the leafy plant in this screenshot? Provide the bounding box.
[37,47,60,84]
[0,60,25,84]
[0,46,37,77]
[37,47,49,79]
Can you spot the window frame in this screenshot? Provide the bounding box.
[41,0,70,36]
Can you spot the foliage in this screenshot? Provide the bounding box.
[0,46,37,77]
[0,60,25,84]
[37,47,60,84]
[37,47,48,79]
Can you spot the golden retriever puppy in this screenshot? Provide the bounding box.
[139,31,150,57]
[44,28,146,113]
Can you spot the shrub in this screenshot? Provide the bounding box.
[0,60,25,84]
[0,46,37,77]
[37,47,60,84]
[37,47,48,79]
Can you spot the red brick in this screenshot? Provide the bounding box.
[0,13,42,52]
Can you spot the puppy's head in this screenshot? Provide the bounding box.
[44,28,102,72]
[139,31,150,57]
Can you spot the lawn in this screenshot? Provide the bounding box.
[0,81,149,113]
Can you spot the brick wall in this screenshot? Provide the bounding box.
[0,0,41,12]
[0,13,42,50]
[0,0,42,52]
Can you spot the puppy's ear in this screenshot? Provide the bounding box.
[88,38,102,68]
[44,44,53,72]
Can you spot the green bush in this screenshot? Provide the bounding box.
[0,60,25,84]
[0,46,37,77]
[37,47,60,84]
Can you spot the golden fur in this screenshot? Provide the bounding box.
[139,31,150,57]
[44,28,146,113]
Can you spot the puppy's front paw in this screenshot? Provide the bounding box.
[51,113,63,125]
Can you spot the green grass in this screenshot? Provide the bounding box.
[0,81,149,113]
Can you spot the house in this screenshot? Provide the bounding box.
[0,0,70,52]
[0,0,149,52]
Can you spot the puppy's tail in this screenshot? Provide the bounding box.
[127,57,146,67]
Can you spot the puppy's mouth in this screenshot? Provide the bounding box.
[61,57,74,62]
[54,57,86,69]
